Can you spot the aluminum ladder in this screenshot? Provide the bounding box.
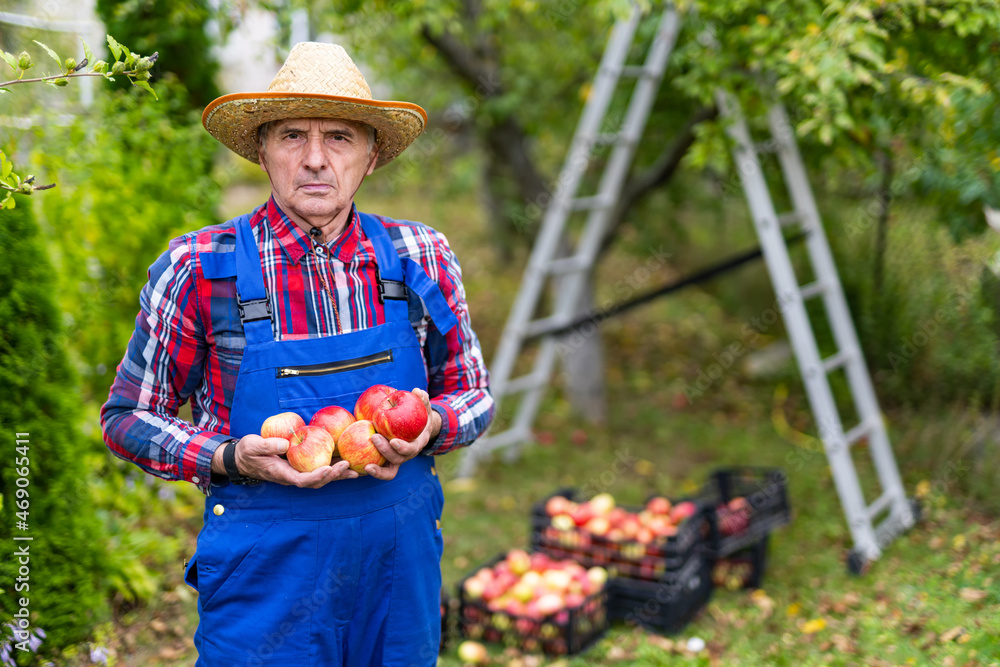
[457,2,681,477]
[715,91,916,570]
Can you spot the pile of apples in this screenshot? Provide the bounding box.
[461,549,608,652]
[260,384,427,475]
[711,555,756,591]
[543,492,699,550]
[714,496,753,537]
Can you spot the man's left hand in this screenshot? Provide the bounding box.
[366,388,441,480]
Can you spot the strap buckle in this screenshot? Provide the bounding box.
[374,266,408,303]
[237,296,272,323]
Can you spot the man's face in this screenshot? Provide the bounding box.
[258,117,377,227]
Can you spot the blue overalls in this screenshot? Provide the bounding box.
[184,211,457,666]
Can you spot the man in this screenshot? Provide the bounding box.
[101,43,494,666]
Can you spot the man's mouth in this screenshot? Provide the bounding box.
[299,183,334,192]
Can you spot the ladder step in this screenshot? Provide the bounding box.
[570,195,614,211]
[777,211,805,226]
[866,491,894,520]
[594,131,638,146]
[799,280,827,300]
[504,372,550,394]
[822,348,855,373]
[620,65,659,78]
[547,255,589,275]
[522,314,571,338]
[844,419,873,446]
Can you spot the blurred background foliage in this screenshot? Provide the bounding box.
[1,0,999,662]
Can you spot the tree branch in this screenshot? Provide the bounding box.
[419,24,501,95]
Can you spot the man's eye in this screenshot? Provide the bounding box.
[285,132,300,140]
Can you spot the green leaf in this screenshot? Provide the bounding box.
[1,160,11,181]
[106,35,123,61]
[1,51,17,73]
[131,79,158,99]
[0,88,9,94]
[81,38,95,67]
[1,192,13,209]
[32,40,63,68]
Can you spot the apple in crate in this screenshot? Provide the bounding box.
[457,640,488,664]
[373,390,428,442]
[336,420,385,474]
[646,496,672,515]
[506,549,531,576]
[286,425,336,473]
[589,492,616,515]
[669,500,699,523]
[260,411,305,441]
[309,405,355,442]
[354,384,396,421]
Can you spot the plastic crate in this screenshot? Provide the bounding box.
[530,488,709,582]
[440,587,455,652]
[710,534,769,591]
[456,553,610,656]
[607,550,713,634]
[701,468,791,558]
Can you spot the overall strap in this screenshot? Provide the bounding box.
[401,258,458,336]
[358,212,409,324]
[234,213,275,345]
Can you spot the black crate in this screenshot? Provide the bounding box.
[440,587,456,652]
[701,468,791,558]
[456,552,609,656]
[710,534,769,591]
[530,488,709,582]
[607,550,714,635]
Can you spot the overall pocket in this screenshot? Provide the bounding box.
[274,349,398,410]
[193,520,277,612]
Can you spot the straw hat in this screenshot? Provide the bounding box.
[202,42,426,169]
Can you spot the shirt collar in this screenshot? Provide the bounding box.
[263,196,361,264]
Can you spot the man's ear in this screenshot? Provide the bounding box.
[258,149,269,175]
[365,147,379,176]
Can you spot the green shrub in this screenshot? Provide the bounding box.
[0,196,109,663]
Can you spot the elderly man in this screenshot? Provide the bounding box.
[101,43,494,666]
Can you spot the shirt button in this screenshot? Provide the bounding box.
[315,245,326,255]
[213,504,225,516]
[191,476,200,484]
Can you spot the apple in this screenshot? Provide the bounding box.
[457,640,488,664]
[607,507,628,527]
[570,503,596,527]
[336,420,385,474]
[542,569,572,592]
[464,577,486,600]
[309,405,355,443]
[534,593,564,617]
[646,496,672,515]
[373,389,428,442]
[286,425,336,473]
[584,516,610,536]
[589,492,616,515]
[260,411,305,441]
[586,566,608,589]
[354,384,396,421]
[506,549,531,576]
[529,552,551,573]
[669,500,698,523]
[545,495,574,517]
[551,513,575,531]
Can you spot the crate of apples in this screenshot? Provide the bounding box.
[258,384,429,475]
[531,490,706,582]
[701,467,791,558]
[458,549,609,656]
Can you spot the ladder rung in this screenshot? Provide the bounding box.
[799,280,827,300]
[844,419,873,446]
[620,65,658,78]
[547,255,589,275]
[777,211,805,226]
[594,131,638,146]
[866,491,894,520]
[570,195,614,211]
[504,372,549,394]
[522,314,570,338]
[822,348,854,373]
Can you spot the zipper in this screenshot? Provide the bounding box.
[275,350,393,378]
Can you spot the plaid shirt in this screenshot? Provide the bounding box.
[101,197,494,492]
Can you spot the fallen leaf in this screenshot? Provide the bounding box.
[939,626,966,643]
[952,534,967,550]
[958,588,987,603]
[801,618,827,634]
[751,589,774,617]
[158,647,181,660]
[149,619,168,634]
[634,459,655,476]
[929,536,945,550]
[647,635,675,652]
[445,478,477,493]
[831,633,854,652]
[915,480,931,497]
[786,602,802,617]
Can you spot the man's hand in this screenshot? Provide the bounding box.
[366,388,442,481]
[211,435,358,488]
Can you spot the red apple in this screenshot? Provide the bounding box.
[309,405,355,443]
[545,495,574,517]
[286,425,336,473]
[584,516,610,536]
[464,577,486,600]
[529,552,552,573]
[373,389,428,442]
[534,593,564,616]
[570,503,596,527]
[354,384,396,421]
[336,420,384,474]
[260,411,306,441]
[669,500,698,523]
[646,496,672,515]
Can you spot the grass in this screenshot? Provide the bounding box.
[92,179,1000,666]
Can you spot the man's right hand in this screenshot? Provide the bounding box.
[211,436,358,488]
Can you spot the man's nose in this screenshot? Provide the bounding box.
[302,135,328,171]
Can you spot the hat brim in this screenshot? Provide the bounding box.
[202,92,427,169]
